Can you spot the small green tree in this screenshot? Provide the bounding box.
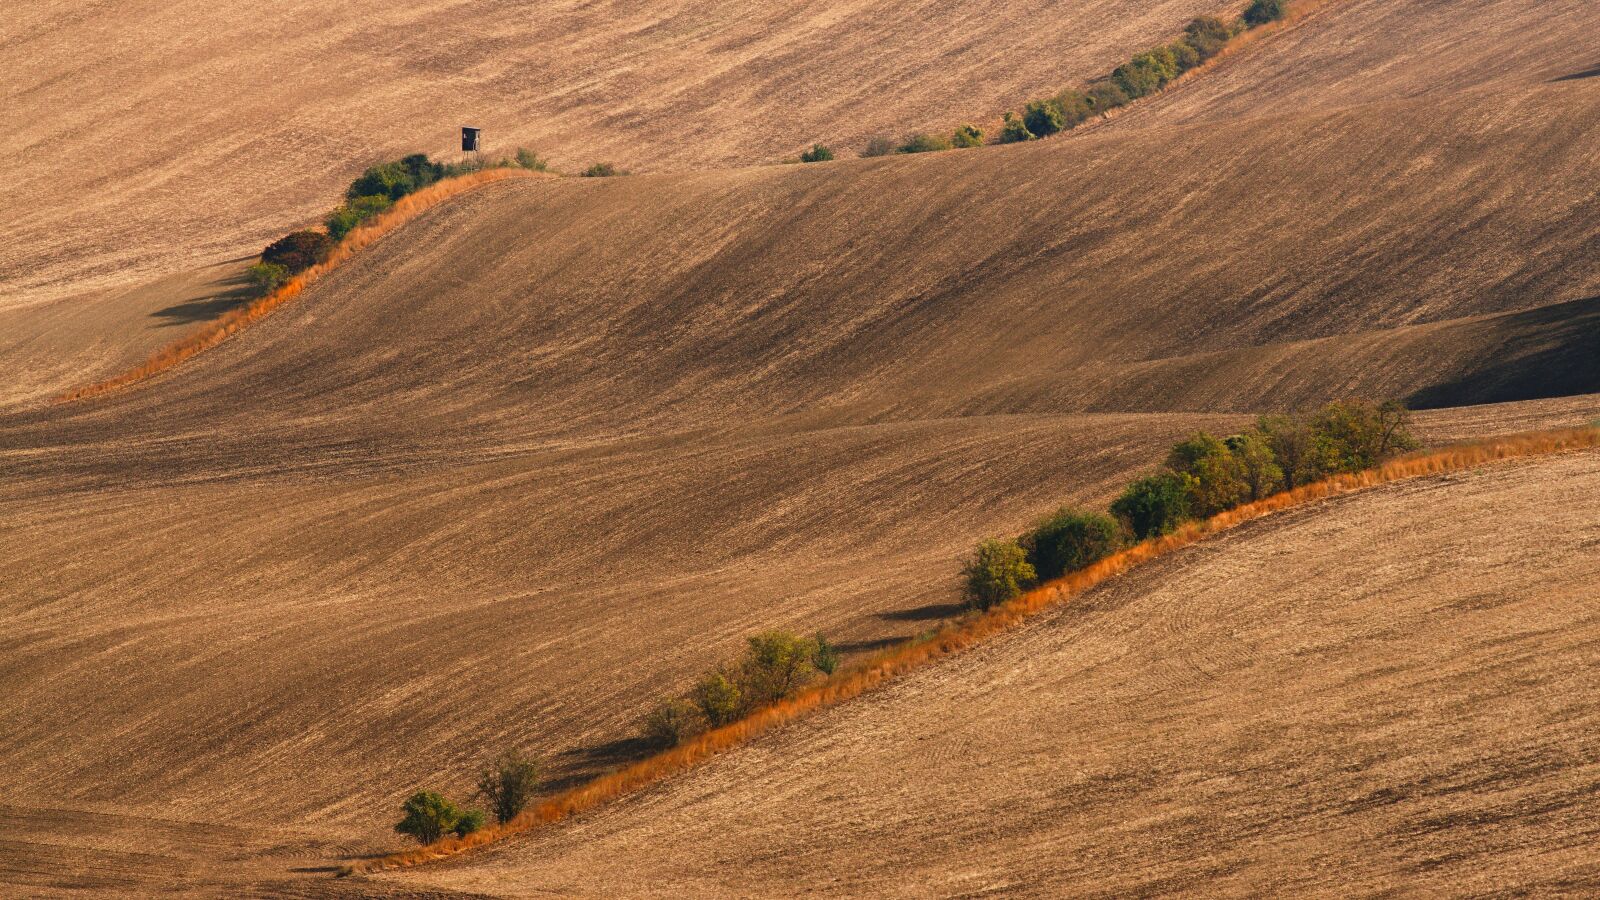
[642,697,706,748]
[1054,90,1094,128]
[951,124,985,148]
[394,791,480,844]
[861,136,896,157]
[1024,508,1121,581]
[997,112,1034,144]
[1087,82,1130,113]
[1023,99,1066,138]
[1257,413,1339,489]
[583,162,620,177]
[476,750,541,825]
[898,133,952,154]
[695,669,743,727]
[812,633,841,675]
[1111,472,1196,540]
[799,143,835,162]
[740,631,819,707]
[1224,431,1284,502]
[1243,0,1289,26]
[1311,400,1420,472]
[245,262,288,295]
[962,539,1036,610]
[1166,432,1248,517]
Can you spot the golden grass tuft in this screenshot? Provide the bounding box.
[353,424,1600,876]
[57,167,545,403]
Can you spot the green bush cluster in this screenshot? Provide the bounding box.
[641,630,840,748]
[960,399,1419,600]
[261,230,332,274]
[393,748,543,845]
[799,143,835,163]
[244,262,288,296]
[583,162,622,177]
[898,132,952,154]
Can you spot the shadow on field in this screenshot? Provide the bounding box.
[1551,63,1600,82]
[150,268,256,326]
[1408,294,1600,409]
[877,601,964,622]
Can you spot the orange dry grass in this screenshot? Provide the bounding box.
[355,425,1600,876]
[57,167,545,403]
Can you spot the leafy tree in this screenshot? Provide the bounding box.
[739,631,819,707]
[799,144,835,162]
[1224,431,1284,502]
[898,132,952,154]
[1168,39,1201,72]
[261,230,332,273]
[1023,98,1066,138]
[325,194,393,240]
[1243,0,1290,26]
[962,538,1036,610]
[245,262,288,295]
[1183,16,1233,59]
[1256,413,1338,489]
[1112,50,1175,100]
[476,750,541,825]
[347,154,445,201]
[1166,432,1248,517]
[582,162,620,177]
[1310,400,1419,472]
[861,136,896,157]
[1054,90,1094,128]
[951,124,985,148]
[812,634,841,675]
[642,697,706,748]
[1111,471,1196,540]
[695,669,743,727]
[393,791,481,844]
[1024,508,1121,581]
[997,112,1034,144]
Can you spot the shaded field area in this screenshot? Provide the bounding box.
[2,0,1599,895]
[397,451,1600,897]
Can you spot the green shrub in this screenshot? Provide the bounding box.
[695,669,743,727]
[260,230,332,274]
[642,697,705,748]
[898,132,952,154]
[861,136,896,157]
[1087,81,1130,113]
[799,144,835,163]
[325,194,392,240]
[1310,400,1420,472]
[1183,16,1232,59]
[348,154,445,202]
[514,147,550,171]
[1024,508,1121,581]
[476,750,540,825]
[582,162,620,177]
[1224,431,1284,502]
[739,631,819,708]
[1168,38,1201,72]
[997,112,1034,144]
[962,538,1036,610]
[1255,413,1338,489]
[1165,431,1248,517]
[1023,99,1066,138]
[1111,471,1196,540]
[951,124,985,148]
[245,262,288,295]
[1055,90,1095,128]
[1243,0,1289,26]
[1112,49,1178,100]
[393,791,481,844]
[812,634,841,675]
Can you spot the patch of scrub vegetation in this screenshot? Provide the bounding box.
[642,630,841,749]
[963,400,1420,605]
[823,2,1295,160]
[394,749,542,845]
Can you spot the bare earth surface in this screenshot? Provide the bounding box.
[3,0,1600,896]
[397,450,1600,898]
[0,0,1233,305]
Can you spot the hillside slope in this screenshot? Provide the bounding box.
[2,0,1599,895]
[1,0,1232,305]
[397,449,1600,897]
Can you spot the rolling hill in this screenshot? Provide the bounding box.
[2,0,1599,895]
